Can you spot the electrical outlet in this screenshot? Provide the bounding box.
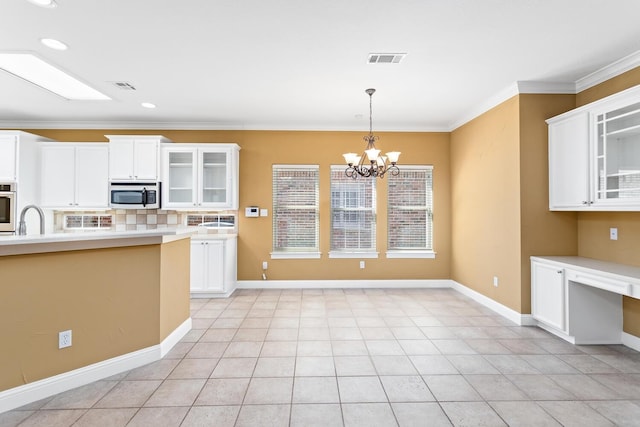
[262,261,268,270]
[493,276,499,287]
[360,261,365,269]
[59,330,72,349]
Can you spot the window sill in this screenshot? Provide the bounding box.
[329,251,379,259]
[270,251,321,260]
[386,250,436,259]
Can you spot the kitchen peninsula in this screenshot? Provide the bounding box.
[0,229,193,412]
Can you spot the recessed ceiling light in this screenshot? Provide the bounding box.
[0,52,110,100]
[141,102,156,109]
[27,0,57,8]
[40,38,68,51]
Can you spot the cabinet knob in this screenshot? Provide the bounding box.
[557,270,562,274]
[582,201,588,204]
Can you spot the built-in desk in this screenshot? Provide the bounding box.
[531,256,640,345]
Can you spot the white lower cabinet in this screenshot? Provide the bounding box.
[190,236,237,297]
[531,260,566,332]
[531,256,629,344]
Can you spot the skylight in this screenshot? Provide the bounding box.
[0,53,110,100]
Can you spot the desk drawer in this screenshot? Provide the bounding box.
[565,271,631,296]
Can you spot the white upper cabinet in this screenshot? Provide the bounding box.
[547,84,640,211]
[548,112,590,208]
[41,143,109,208]
[161,144,240,210]
[0,134,18,181]
[106,135,171,181]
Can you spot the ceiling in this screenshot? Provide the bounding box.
[1,0,640,132]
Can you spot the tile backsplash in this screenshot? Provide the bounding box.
[54,209,237,233]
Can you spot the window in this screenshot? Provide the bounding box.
[271,165,320,259]
[387,166,434,258]
[330,165,377,258]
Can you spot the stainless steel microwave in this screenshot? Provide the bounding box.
[109,182,160,209]
[0,182,16,233]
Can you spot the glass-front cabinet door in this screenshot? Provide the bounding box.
[165,149,197,207]
[162,144,239,210]
[595,101,640,205]
[200,150,228,206]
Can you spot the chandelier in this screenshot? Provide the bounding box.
[343,88,401,179]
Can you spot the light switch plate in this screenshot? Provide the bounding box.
[610,227,618,240]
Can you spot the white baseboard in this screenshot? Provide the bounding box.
[449,280,531,326]
[535,321,577,344]
[0,317,192,414]
[622,332,640,352]
[191,289,236,299]
[160,317,192,357]
[237,279,451,289]
[237,279,532,326]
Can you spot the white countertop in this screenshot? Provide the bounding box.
[0,228,198,256]
[531,256,640,282]
[191,232,237,240]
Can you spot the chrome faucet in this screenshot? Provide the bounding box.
[18,205,45,236]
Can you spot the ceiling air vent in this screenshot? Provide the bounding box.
[110,81,136,90]
[367,53,406,64]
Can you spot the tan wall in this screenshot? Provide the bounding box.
[450,94,579,314]
[450,96,522,311]
[159,238,191,340]
[0,245,162,391]
[25,129,452,282]
[573,67,640,336]
[518,94,579,313]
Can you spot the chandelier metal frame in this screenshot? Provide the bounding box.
[343,88,400,179]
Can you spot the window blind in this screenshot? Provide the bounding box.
[330,166,376,251]
[387,166,433,250]
[272,165,319,252]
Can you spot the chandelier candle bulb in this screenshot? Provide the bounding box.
[365,148,381,161]
[386,151,401,163]
[343,153,358,165]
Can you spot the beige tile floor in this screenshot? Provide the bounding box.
[3,288,640,426]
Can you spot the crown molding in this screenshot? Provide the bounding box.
[449,80,577,131]
[516,81,576,94]
[0,121,450,132]
[4,50,639,133]
[451,49,640,131]
[448,83,519,131]
[0,121,248,130]
[576,49,640,93]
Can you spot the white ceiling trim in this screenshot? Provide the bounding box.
[448,83,520,131]
[0,121,249,131]
[576,49,640,93]
[2,50,638,133]
[450,81,577,131]
[0,121,451,132]
[516,81,576,94]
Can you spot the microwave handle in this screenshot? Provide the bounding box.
[141,187,147,207]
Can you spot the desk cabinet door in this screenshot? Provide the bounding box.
[532,261,565,332]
